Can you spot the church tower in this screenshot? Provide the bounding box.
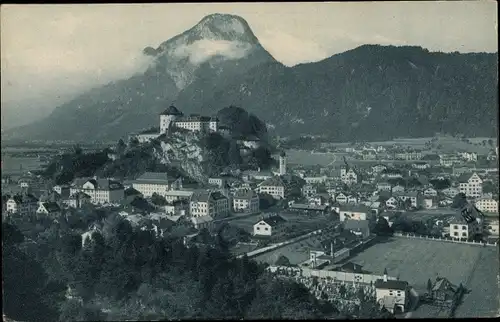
[279,151,287,176]
[159,105,183,134]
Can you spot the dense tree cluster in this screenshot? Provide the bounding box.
[42,151,109,185]
[3,212,340,321]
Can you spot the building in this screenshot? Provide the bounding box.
[381,169,403,179]
[412,162,431,170]
[279,151,287,176]
[459,152,478,162]
[339,205,371,222]
[208,177,227,188]
[289,203,329,213]
[474,198,498,214]
[159,105,218,134]
[458,172,483,198]
[442,187,460,198]
[340,166,358,185]
[377,181,392,192]
[132,172,182,197]
[253,215,286,236]
[64,192,92,208]
[385,196,401,209]
[375,269,409,314]
[303,176,328,184]
[164,190,194,203]
[423,187,438,197]
[391,185,405,193]
[301,184,317,198]
[164,199,189,216]
[372,164,387,174]
[343,219,370,239]
[258,176,289,200]
[70,178,124,205]
[393,191,423,209]
[423,197,438,210]
[36,202,62,217]
[233,189,260,213]
[440,154,462,167]
[483,218,499,237]
[394,151,422,161]
[52,185,71,198]
[428,277,459,308]
[191,215,214,230]
[190,191,229,219]
[6,194,39,216]
[449,206,482,240]
[333,192,347,204]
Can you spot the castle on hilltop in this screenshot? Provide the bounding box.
[132,105,219,143]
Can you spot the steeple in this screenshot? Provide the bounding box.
[383,268,388,282]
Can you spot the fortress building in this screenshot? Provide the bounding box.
[160,105,219,134]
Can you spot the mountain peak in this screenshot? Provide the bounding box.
[188,13,258,44]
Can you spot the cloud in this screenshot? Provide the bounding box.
[258,30,329,66]
[172,39,253,65]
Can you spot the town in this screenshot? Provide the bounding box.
[2,104,499,319]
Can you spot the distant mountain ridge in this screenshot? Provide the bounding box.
[4,14,498,142]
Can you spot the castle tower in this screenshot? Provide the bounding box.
[279,151,287,176]
[159,105,183,134]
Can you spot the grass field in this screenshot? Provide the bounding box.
[346,237,498,318]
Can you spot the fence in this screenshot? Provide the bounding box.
[268,265,398,285]
[393,232,498,247]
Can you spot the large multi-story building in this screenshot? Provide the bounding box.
[5,194,39,216]
[257,176,290,200]
[340,166,358,185]
[160,105,218,134]
[458,172,483,198]
[474,198,498,214]
[70,178,124,205]
[190,191,229,219]
[132,172,182,197]
[449,205,483,240]
[233,189,260,213]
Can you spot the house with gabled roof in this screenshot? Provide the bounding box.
[375,269,410,314]
[257,176,289,199]
[253,214,286,236]
[70,177,124,205]
[458,172,482,198]
[233,189,259,213]
[429,277,459,307]
[190,190,229,219]
[36,202,62,217]
[64,191,92,209]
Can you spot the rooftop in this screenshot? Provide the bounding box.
[135,172,171,184]
[233,189,258,200]
[259,215,286,227]
[160,105,183,116]
[374,279,409,290]
[40,202,61,213]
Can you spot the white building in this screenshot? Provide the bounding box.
[459,152,478,162]
[164,190,194,203]
[191,215,214,230]
[334,192,348,204]
[458,172,483,198]
[258,176,289,200]
[304,176,328,184]
[449,205,483,240]
[375,270,409,314]
[253,215,286,236]
[385,197,401,209]
[442,187,460,198]
[159,105,218,134]
[474,198,498,214]
[132,172,182,197]
[70,178,124,205]
[36,202,61,217]
[377,182,392,192]
[371,164,387,174]
[393,191,424,209]
[340,167,358,185]
[338,205,371,222]
[423,187,438,197]
[190,191,229,219]
[233,189,260,213]
[208,177,227,188]
[279,151,287,176]
[6,194,39,216]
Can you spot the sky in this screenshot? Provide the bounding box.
[1,2,498,114]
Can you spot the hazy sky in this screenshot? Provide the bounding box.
[1,2,498,110]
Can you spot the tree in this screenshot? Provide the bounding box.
[451,193,468,209]
[373,217,394,236]
[151,193,168,206]
[116,139,127,155]
[482,181,497,194]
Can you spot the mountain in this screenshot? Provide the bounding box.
[4,14,498,142]
[5,14,277,142]
[194,45,498,140]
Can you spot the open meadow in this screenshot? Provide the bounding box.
[346,237,499,318]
